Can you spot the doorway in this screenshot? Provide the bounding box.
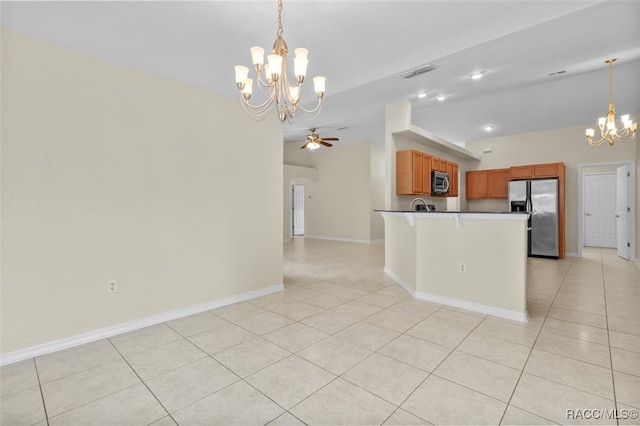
[292,184,305,236]
[578,161,636,260]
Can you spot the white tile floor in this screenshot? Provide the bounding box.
[1,238,639,425]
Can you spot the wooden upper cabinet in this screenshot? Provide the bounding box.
[432,157,447,173]
[466,170,489,199]
[487,169,510,198]
[466,168,509,199]
[449,163,459,197]
[396,150,431,195]
[422,154,432,194]
[510,162,562,180]
[533,163,559,177]
[412,151,423,193]
[396,150,456,196]
[510,165,534,180]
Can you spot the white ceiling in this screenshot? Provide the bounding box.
[2,1,639,146]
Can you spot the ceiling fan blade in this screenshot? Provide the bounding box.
[320,141,333,147]
[300,142,310,149]
[320,137,339,141]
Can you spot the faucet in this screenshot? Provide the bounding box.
[410,198,429,211]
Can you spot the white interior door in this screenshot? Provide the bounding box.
[584,173,617,248]
[292,184,305,236]
[616,165,630,260]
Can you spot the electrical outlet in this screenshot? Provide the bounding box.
[458,263,466,274]
[108,280,118,294]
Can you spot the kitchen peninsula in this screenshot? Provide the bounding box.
[377,211,530,322]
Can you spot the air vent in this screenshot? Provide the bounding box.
[397,64,437,79]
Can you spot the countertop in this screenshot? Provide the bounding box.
[374,210,525,214]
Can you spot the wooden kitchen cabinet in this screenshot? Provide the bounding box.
[509,165,534,180]
[422,154,432,194]
[432,157,447,173]
[533,163,559,177]
[487,169,510,198]
[396,150,458,196]
[510,162,562,180]
[396,150,431,195]
[466,170,489,199]
[449,163,459,197]
[465,168,510,199]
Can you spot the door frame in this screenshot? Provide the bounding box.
[577,160,636,259]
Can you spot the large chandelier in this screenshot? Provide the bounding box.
[586,58,637,146]
[234,0,325,124]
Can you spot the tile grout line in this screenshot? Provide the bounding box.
[497,255,574,426]
[105,337,176,425]
[600,248,620,426]
[379,311,490,425]
[32,357,51,426]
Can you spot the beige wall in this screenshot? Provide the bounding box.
[465,125,637,256]
[1,31,283,354]
[284,141,384,242]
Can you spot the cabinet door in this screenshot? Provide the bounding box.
[422,154,432,194]
[412,151,423,193]
[395,150,414,194]
[431,157,440,173]
[449,163,459,197]
[466,170,488,199]
[510,165,534,180]
[534,163,559,177]
[487,169,510,198]
[446,161,453,176]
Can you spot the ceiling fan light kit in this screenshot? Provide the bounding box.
[234,0,325,124]
[585,58,637,146]
[300,128,339,150]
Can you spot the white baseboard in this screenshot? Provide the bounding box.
[384,268,528,323]
[304,235,384,244]
[383,267,415,296]
[566,252,579,257]
[414,291,529,323]
[0,283,284,366]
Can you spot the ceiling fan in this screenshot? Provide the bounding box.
[300,128,339,150]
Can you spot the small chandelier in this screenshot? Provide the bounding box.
[234,0,325,124]
[586,58,637,146]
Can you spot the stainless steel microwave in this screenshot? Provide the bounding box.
[431,171,450,194]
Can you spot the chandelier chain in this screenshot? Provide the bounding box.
[277,0,283,39]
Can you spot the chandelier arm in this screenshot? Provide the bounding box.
[240,86,278,113]
[239,98,276,120]
[254,72,276,98]
[587,134,607,146]
[296,98,323,114]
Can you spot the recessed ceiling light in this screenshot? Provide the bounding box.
[484,125,494,131]
[417,92,427,99]
[471,71,486,80]
[437,95,446,101]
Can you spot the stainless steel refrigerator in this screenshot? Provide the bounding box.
[508,179,559,258]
